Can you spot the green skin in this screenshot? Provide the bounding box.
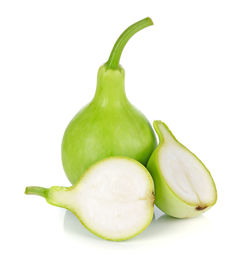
[25,157,155,241]
[62,18,156,184]
[147,121,217,218]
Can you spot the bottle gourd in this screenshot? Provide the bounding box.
[62,17,156,184]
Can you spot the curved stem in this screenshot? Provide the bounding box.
[106,17,153,69]
[25,186,48,198]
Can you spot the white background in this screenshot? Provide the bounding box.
[0,0,249,260]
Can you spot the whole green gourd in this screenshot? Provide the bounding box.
[62,18,157,184]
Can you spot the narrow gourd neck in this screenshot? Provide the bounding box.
[93,17,153,106]
[106,17,153,70]
[93,65,127,106]
[153,121,176,144]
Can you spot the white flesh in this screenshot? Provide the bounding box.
[158,124,216,207]
[63,158,154,240]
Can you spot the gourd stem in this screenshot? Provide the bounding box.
[25,186,48,198]
[106,17,153,69]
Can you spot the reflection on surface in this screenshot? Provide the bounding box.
[64,205,211,242]
[133,206,211,241]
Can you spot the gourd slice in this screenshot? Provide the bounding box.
[147,121,217,218]
[25,157,155,241]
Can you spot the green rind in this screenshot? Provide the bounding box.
[147,120,217,218]
[62,65,156,185]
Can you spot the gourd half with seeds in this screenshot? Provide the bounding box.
[25,157,155,241]
[147,121,217,218]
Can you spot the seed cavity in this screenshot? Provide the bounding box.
[196,206,207,211]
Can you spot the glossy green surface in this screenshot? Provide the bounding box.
[62,18,156,184]
[147,121,217,218]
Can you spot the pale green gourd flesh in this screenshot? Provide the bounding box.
[62,18,156,184]
[25,157,155,241]
[147,121,217,218]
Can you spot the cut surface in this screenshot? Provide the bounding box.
[66,158,154,240]
[159,143,216,207]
